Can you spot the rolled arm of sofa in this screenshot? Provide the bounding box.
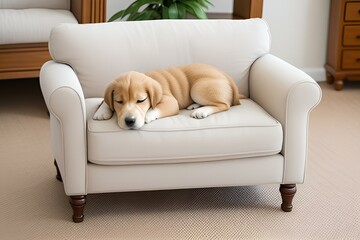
[40,61,87,195]
[249,54,322,184]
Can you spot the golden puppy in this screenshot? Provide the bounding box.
[93,64,242,129]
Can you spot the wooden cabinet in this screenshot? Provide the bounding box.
[326,0,360,90]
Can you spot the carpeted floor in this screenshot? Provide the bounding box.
[0,79,359,239]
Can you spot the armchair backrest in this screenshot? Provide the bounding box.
[0,0,70,9]
[48,19,271,98]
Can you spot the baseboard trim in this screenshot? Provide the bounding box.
[301,67,326,82]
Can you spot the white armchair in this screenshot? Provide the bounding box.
[40,19,322,222]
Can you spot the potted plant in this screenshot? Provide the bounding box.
[109,0,214,21]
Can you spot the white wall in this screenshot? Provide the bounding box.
[262,0,330,81]
[107,0,132,19]
[106,0,330,81]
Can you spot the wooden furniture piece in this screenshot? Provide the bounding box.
[233,0,263,18]
[0,0,106,80]
[208,0,263,19]
[326,0,360,90]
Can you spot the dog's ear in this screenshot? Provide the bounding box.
[104,81,116,111]
[145,77,162,108]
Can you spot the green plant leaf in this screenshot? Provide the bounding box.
[199,0,214,9]
[162,6,169,19]
[109,0,212,21]
[150,9,162,19]
[176,3,187,19]
[127,11,142,21]
[117,0,147,20]
[168,3,179,19]
[126,0,162,18]
[180,0,208,19]
[132,9,161,20]
[108,9,126,22]
[108,0,163,21]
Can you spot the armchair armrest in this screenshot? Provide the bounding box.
[40,61,87,195]
[249,54,322,183]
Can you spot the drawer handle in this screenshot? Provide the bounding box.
[357,35,360,39]
[356,58,360,62]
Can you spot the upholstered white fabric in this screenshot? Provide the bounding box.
[86,98,283,165]
[249,54,322,183]
[0,9,77,44]
[40,19,322,197]
[87,155,284,193]
[49,19,271,98]
[0,0,70,9]
[40,61,87,195]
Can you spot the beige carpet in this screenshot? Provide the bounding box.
[0,79,359,240]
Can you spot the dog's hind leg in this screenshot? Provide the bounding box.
[190,79,232,118]
[191,104,229,119]
[186,103,201,110]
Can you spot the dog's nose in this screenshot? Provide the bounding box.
[125,116,136,127]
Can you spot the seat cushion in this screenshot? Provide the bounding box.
[0,9,78,44]
[87,99,283,166]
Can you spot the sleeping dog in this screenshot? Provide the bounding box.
[93,64,243,129]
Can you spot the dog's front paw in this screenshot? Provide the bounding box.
[145,108,159,124]
[93,102,113,120]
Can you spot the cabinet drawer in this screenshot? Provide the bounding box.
[345,2,360,21]
[342,50,360,69]
[343,26,360,46]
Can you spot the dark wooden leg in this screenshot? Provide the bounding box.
[69,195,86,223]
[54,159,63,182]
[279,184,297,212]
[326,72,345,91]
[326,72,334,84]
[334,79,344,91]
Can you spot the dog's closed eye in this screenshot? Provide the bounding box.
[137,97,147,103]
[116,100,123,104]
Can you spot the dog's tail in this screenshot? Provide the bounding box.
[224,73,246,106]
[232,91,248,106]
[238,94,247,102]
[221,70,248,106]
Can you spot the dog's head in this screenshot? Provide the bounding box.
[104,71,162,129]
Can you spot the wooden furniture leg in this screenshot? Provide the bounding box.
[326,72,334,84]
[69,195,87,223]
[334,79,344,91]
[279,184,296,212]
[54,159,63,182]
[54,160,86,222]
[326,72,344,91]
